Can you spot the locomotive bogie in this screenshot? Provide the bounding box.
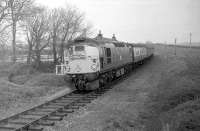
[71,72,99,82]
[71,73,100,90]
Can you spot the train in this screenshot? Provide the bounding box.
[56,31,154,90]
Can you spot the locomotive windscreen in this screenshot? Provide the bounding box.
[75,46,85,51]
[66,45,86,60]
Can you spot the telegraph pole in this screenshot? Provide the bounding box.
[174,38,177,55]
[189,32,192,48]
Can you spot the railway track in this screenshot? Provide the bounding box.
[0,82,114,131]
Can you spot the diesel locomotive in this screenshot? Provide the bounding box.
[56,31,154,90]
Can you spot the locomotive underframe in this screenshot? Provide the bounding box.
[70,62,133,90]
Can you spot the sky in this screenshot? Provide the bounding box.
[36,0,200,43]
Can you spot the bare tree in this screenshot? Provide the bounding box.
[0,0,9,31]
[0,0,9,39]
[0,0,10,61]
[49,6,91,64]
[23,5,43,64]
[58,7,86,62]
[49,8,63,65]
[7,0,34,63]
[0,29,10,61]
[25,23,33,64]
[25,7,50,68]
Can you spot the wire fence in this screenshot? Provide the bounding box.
[0,55,53,63]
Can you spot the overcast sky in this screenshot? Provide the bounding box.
[36,0,200,43]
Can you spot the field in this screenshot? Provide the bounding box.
[0,44,200,131]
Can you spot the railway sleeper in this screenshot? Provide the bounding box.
[73,103,86,106]
[61,97,82,99]
[27,111,50,116]
[68,105,80,109]
[37,108,57,112]
[0,129,14,131]
[0,126,16,131]
[28,126,44,131]
[37,120,55,126]
[81,97,96,100]
[25,114,46,117]
[61,109,74,113]
[8,118,33,125]
[89,94,102,97]
[64,94,84,96]
[55,100,74,103]
[59,99,79,103]
[77,100,91,103]
[53,112,68,117]
[0,123,23,130]
[57,100,75,104]
[7,121,27,125]
[93,91,105,94]
[45,116,63,121]
[19,115,42,120]
[41,106,62,110]
[78,100,91,104]
[50,102,70,106]
[65,94,84,96]
[63,96,83,99]
[45,104,64,108]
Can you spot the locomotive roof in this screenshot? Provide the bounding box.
[67,37,128,47]
[66,37,154,49]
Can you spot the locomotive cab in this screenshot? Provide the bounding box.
[65,45,100,74]
[56,44,100,90]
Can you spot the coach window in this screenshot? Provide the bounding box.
[106,48,111,64]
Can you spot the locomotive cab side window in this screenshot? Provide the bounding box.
[106,48,111,64]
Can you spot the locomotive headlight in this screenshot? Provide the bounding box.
[91,64,97,71]
[65,65,70,72]
[75,65,81,72]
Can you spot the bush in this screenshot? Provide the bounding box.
[8,63,37,82]
[25,73,68,87]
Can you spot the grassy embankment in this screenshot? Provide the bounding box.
[140,45,200,131]
[0,62,72,119]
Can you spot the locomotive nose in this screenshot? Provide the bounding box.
[75,65,81,72]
